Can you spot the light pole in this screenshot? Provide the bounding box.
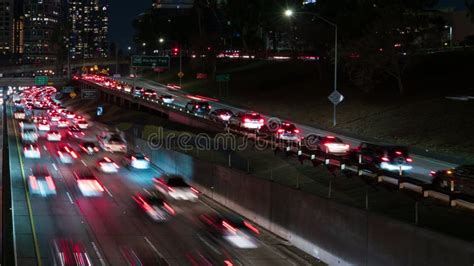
[284,9,339,126]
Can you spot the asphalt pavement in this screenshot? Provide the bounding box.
[7,98,317,265]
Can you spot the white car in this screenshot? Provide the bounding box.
[57,144,78,164]
[29,167,56,196]
[76,119,88,129]
[154,175,199,201]
[57,119,69,128]
[123,153,150,170]
[47,131,62,142]
[74,170,104,197]
[37,121,51,131]
[24,144,41,159]
[160,95,175,104]
[97,157,119,173]
[314,136,350,155]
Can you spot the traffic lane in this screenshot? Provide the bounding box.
[88,152,308,266]
[21,131,105,265]
[78,153,241,265]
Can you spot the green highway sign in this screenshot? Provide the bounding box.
[35,76,49,86]
[216,74,230,82]
[131,55,170,68]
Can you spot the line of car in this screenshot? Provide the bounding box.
[12,86,265,260]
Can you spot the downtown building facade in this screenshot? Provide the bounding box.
[69,0,108,59]
[0,0,14,56]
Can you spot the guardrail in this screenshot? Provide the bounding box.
[76,78,474,212]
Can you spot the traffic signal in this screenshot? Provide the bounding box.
[172,47,179,56]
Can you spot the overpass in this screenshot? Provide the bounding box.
[0,58,130,75]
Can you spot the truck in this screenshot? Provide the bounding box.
[20,122,39,143]
[97,130,127,153]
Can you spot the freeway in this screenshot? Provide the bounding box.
[119,77,456,183]
[7,89,316,265]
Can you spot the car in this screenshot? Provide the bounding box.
[67,126,85,139]
[57,118,69,128]
[431,165,474,196]
[159,95,174,104]
[228,112,264,129]
[132,192,175,221]
[351,142,413,172]
[132,87,143,97]
[142,88,157,98]
[37,120,51,131]
[73,170,104,197]
[79,141,99,155]
[208,109,233,123]
[123,152,150,170]
[154,175,199,201]
[47,130,62,142]
[29,165,56,196]
[97,131,127,153]
[275,122,300,141]
[308,135,350,155]
[73,115,85,122]
[57,144,79,164]
[185,101,211,115]
[96,157,120,173]
[14,109,26,120]
[200,212,260,249]
[63,110,75,119]
[76,119,88,129]
[24,144,41,158]
[51,239,92,266]
[50,114,61,122]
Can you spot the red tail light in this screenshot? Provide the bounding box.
[244,118,250,122]
[406,158,413,163]
[429,170,436,176]
[294,129,300,133]
[71,151,78,159]
[93,147,99,152]
[395,151,402,155]
[29,176,39,190]
[57,151,63,157]
[277,129,285,133]
[144,157,150,161]
[243,220,260,235]
[190,187,199,194]
[381,157,390,162]
[163,202,176,215]
[45,176,56,190]
[259,119,264,123]
[195,105,199,108]
[222,221,237,234]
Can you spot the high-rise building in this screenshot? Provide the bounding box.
[0,0,14,55]
[69,0,109,59]
[23,0,61,62]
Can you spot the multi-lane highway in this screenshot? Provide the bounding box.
[7,88,318,265]
[119,77,457,183]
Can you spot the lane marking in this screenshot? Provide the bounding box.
[197,234,221,255]
[52,163,58,171]
[81,159,88,166]
[43,145,47,151]
[91,241,106,266]
[103,186,113,197]
[10,105,43,266]
[144,236,166,259]
[66,192,74,204]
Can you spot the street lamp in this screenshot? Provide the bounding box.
[159,38,164,43]
[284,9,339,127]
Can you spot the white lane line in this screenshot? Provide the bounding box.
[197,234,221,255]
[66,192,74,204]
[43,145,47,151]
[52,163,58,171]
[144,236,166,259]
[91,241,106,266]
[103,186,113,197]
[81,159,87,166]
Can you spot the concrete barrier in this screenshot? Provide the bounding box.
[134,139,474,266]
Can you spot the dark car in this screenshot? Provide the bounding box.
[208,109,233,123]
[199,212,260,249]
[132,192,175,221]
[79,141,99,155]
[351,142,413,172]
[185,101,211,115]
[431,165,474,196]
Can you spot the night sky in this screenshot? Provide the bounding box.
[108,0,150,50]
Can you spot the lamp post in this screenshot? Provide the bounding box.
[284,9,339,126]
